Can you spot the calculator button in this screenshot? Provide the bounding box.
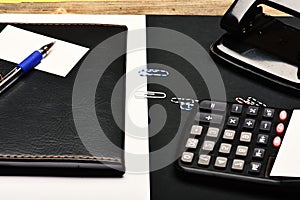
[246,106,259,116]
[207,127,220,138]
[236,145,248,157]
[227,116,239,127]
[199,101,227,112]
[276,123,285,134]
[273,136,282,148]
[243,119,255,129]
[195,112,223,124]
[240,132,252,143]
[231,104,243,114]
[198,155,211,166]
[219,143,232,154]
[249,162,262,173]
[263,108,275,118]
[279,110,288,122]
[185,138,199,149]
[232,159,245,171]
[223,130,235,140]
[181,152,194,163]
[190,125,203,135]
[257,134,269,145]
[215,157,228,168]
[202,141,215,151]
[259,121,272,132]
[253,148,265,159]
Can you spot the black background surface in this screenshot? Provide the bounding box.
[147,16,300,200]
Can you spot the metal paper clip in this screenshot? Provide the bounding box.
[171,97,199,104]
[247,96,267,107]
[235,97,251,105]
[180,102,194,111]
[171,97,199,111]
[235,97,267,107]
[138,69,169,77]
[134,91,167,99]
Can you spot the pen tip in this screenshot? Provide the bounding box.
[39,41,56,57]
[48,41,56,48]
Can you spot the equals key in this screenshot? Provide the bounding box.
[199,100,227,112]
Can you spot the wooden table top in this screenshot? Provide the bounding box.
[0,0,287,15]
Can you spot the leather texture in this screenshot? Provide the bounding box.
[0,23,127,176]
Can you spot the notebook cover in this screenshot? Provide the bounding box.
[0,23,127,177]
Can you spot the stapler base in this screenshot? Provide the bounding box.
[211,34,300,91]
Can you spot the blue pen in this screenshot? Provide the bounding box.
[0,42,55,94]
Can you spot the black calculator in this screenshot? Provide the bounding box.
[178,100,300,184]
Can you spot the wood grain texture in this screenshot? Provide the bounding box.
[0,0,288,15]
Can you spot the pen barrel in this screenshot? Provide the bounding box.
[17,50,42,73]
[0,67,23,94]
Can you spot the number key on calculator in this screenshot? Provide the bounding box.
[178,100,299,184]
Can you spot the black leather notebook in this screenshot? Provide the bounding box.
[0,23,127,177]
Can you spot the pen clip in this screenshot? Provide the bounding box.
[134,91,167,99]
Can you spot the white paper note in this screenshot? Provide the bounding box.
[0,25,89,77]
[270,110,300,177]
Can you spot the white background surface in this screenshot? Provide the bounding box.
[0,14,149,200]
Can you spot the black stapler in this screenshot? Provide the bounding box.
[211,0,300,90]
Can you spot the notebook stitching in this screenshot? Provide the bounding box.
[0,155,122,163]
[0,23,124,165]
